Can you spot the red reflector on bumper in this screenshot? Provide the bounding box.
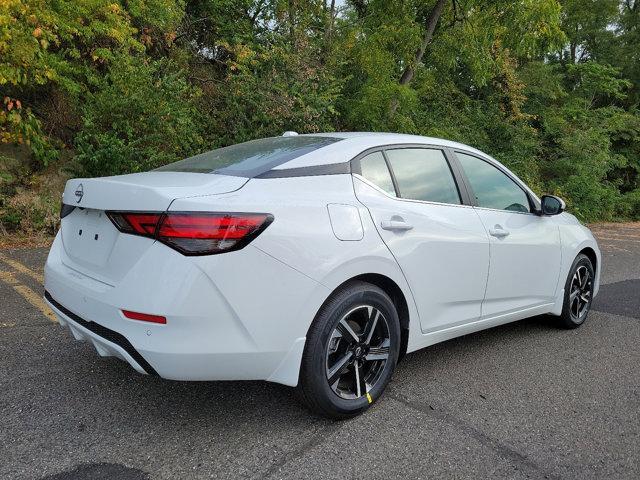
[122,310,167,324]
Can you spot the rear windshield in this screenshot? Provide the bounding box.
[155,136,341,177]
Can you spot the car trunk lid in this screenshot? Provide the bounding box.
[59,172,248,284]
[62,172,247,210]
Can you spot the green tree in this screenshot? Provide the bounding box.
[74,57,204,176]
[2,0,640,234]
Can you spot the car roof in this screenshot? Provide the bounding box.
[270,132,540,204]
[271,132,491,169]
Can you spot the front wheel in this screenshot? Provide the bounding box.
[296,281,401,419]
[556,253,595,329]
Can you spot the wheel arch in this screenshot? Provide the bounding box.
[317,273,411,361]
[579,246,598,274]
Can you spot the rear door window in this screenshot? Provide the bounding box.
[155,136,342,177]
[385,148,461,205]
[358,151,397,196]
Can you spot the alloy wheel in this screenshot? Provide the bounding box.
[325,305,390,400]
[569,265,592,321]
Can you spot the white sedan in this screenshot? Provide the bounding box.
[44,132,600,418]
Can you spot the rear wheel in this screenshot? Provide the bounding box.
[556,253,595,329]
[297,281,400,419]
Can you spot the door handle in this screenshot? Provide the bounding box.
[489,226,510,238]
[381,219,413,231]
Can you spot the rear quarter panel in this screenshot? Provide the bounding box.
[168,174,422,351]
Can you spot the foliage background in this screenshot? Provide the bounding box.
[1,0,639,235]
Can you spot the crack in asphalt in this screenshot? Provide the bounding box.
[261,420,344,479]
[388,393,563,480]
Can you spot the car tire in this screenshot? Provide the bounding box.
[556,254,595,329]
[296,281,401,419]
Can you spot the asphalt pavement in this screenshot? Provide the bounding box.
[0,224,638,479]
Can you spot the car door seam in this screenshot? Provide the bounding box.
[471,206,492,320]
[552,223,563,298]
[349,176,423,327]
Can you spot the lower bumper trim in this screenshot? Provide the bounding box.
[44,290,158,376]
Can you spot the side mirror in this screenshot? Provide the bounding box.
[540,195,565,216]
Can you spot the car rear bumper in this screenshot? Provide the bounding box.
[44,232,328,385]
[45,291,156,375]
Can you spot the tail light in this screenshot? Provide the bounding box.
[106,211,273,255]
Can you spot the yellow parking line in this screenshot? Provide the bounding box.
[14,285,58,322]
[0,270,20,286]
[0,270,57,323]
[0,253,45,284]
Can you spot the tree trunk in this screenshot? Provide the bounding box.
[389,0,447,116]
[288,0,296,47]
[398,0,447,86]
[323,0,336,57]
